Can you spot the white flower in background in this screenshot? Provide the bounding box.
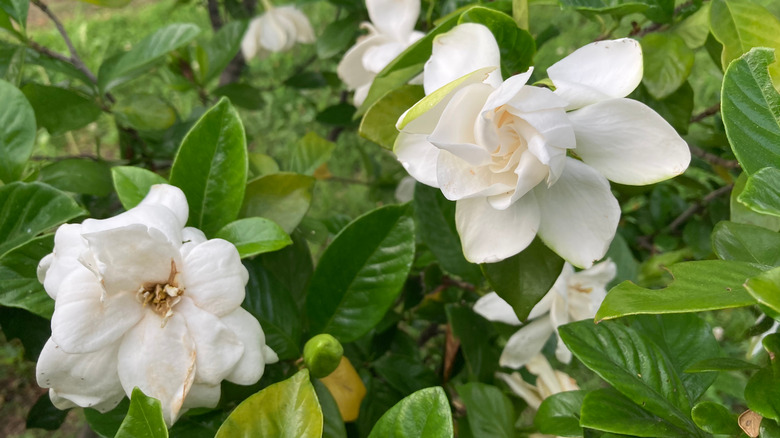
[241,3,315,60]
[749,316,779,357]
[395,23,690,268]
[474,259,616,368]
[36,184,278,426]
[337,0,424,106]
[497,354,579,412]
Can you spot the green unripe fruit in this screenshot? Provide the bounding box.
[303,334,344,378]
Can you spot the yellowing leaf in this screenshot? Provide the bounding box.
[319,357,366,422]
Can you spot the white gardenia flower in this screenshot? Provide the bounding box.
[474,259,616,369]
[337,0,424,106]
[241,4,315,60]
[395,23,690,268]
[497,354,579,411]
[36,184,278,426]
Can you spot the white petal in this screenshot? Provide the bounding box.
[182,383,221,410]
[180,227,208,260]
[277,6,315,44]
[139,184,189,230]
[499,317,554,369]
[83,224,180,295]
[566,259,616,321]
[37,338,125,412]
[178,298,244,386]
[455,194,540,264]
[548,38,643,110]
[535,158,620,269]
[437,151,514,201]
[241,17,262,59]
[221,307,276,385]
[363,41,406,74]
[497,372,543,410]
[525,354,563,394]
[260,10,293,53]
[337,32,387,91]
[182,238,248,316]
[428,83,494,165]
[569,98,691,185]
[367,0,420,42]
[527,287,556,320]
[51,270,143,354]
[486,151,548,210]
[39,224,88,299]
[394,133,441,187]
[473,292,521,325]
[81,198,184,248]
[424,23,502,94]
[353,83,371,107]
[117,313,196,426]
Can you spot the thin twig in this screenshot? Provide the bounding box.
[690,103,721,124]
[206,0,223,31]
[629,0,703,38]
[667,184,733,232]
[31,0,97,84]
[689,145,740,169]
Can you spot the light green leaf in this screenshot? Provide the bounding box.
[481,237,564,321]
[368,387,452,438]
[731,172,780,231]
[721,48,780,175]
[710,0,780,85]
[535,390,586,437]
[711,221,780,265]
[202,20,247,83]
[596,260,762,321]
[558,0,674,22]
[672,2,711,49]
[39,159,112,197]
[745,265,780,315]
[0,78,35,183]
[740,167,780,217]
[512,0,529,29]
[580,387,688,437]
[0,182,85,258]
[113,94,176,131]
[111,166,168,210]
[76,0,132,7]
[306,205,415,343]
[216,218,291,258]
[215,369,323,438]
[170,98,247,237]
[115,387,167,438]
[746,366,780,422]
[691,401,740,434]
[359,85,424,150]
[641,33,695,100]
[98,23,200,92]
[289,132,335,176]
[457,383,515,438]
[248,153,279,179]
[21,84,101,135]
[0,235,54,319]
[0,0,27,28]
[241,173,314,234]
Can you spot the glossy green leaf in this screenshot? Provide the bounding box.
[289,132,335,176]
[98,23,200,92]
[481,237,564,321]
[731,172,780,231]
[202,20,247,83]
[359,85,424,150]
[111,166,168,210]
[712,221,780,265]
[170,98,247,237]
[317,13,360,59]
[596,260,762,321]
[21,84,101,135]
[641,33,694,100]
[84,398,129,438]
[558,0,674,22]
[535,390,586,437]
[241,173,314,234]
[373,355,439,396]
[762,419,780,438]
[367,387,452,438]
[691,401,740,434]
[26,393,69,430]
[0,235,54,318]
[0,182,85,257]
[580,387,688,437]
[306,205,415,342]
[710,0,780,83]
[114,94,177,131]
[746,366,780,421]
[21,47,95,87]
[457,382,515,438]
[0,78,35,183]
[745,266,780,315]
[414,184,481,282]
[260,230,313,306]
[313,380,346,438]
[216,218,291,258]
[0,0,27,28]
[215,369,322,438]
[685,357,761,372]
[559,320,699,433]
[242,258,301,360]
[673,3,711,49]
[445,304,498,381]
[39,159,112,197]
[115,388,168,438]
[740,167,780,217]
[721,48,780,175]
[76,0,132,7]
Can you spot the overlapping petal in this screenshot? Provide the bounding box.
[499,317,554,369]
[182,238,248,316]
[367,0,420,42]
[221,307,278,385]
[473,292,522,325]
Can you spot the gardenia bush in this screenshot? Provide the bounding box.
[1,0,780,436]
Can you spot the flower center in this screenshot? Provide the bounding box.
[571,283,593,294]
[136,260,183,324]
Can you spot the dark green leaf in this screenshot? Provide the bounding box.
[630,82,694,134]
[216,218,291,258]
[0,234,54,318]
[260,230,313,306]
[114,94,177,131]
[457,382,515,438]
[115,387,168,438]
[313,380,346,438]
[0,78,35,183]
[373,355,439,396]
[762,419,780,438]
[111,166,168,210]
[367,387,452,438]
[84,398,129,438]
[170,98,247,237]
[641,33,694,99]
[26,392,68,430]
[316,102,357,126]
[0,182,85,257]
[289,132,335,176]
[21,83,101,135]
[580,387,688,437]
[712,221,780,265]
[746,366,780,421]
[39,159,112,197]
[686,357,761,372]
[414,184,481,282]
[481,238,564,321]
[445,304,498,381]
[0,307,49,361]
[740,167,780,217]
[215,369,322,437]
[360,85,424,150]
[203,21,247,82]
[306,205,415,342]
[535,390,586,437]
[0,0,27,28]
[731,172,780,231]
[285,71,327,89]
[721,47,780,175]
[98,23,201,92]
[691,401,740,434]
[559,0,674,22]
[241,173,314,234]
[317,13,361,59]
[212,83,265,110]
[596,260,762,321]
